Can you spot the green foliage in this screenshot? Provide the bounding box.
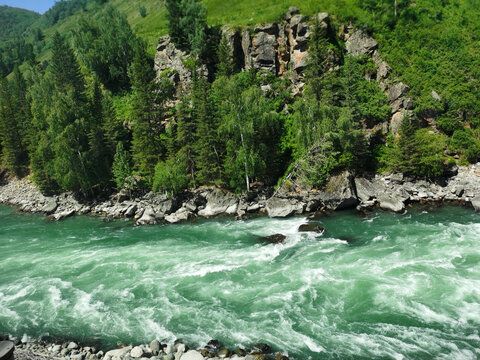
[130,41,174,181]
[165,0,208,55]
[449,128,480,163]
[72,6,138,92]
[138,5,147,18]
[112,141,133,188]
[152,153,189,194]
[388,117,448,178]
[0,6,40,42]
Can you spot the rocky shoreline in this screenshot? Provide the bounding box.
[0,164,479,225]
[3,336,287,360]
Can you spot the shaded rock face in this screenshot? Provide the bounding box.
[157,12,330,81]
[261,233,287,244]
[298,224,324,233]
[197,188,238,217]
[266,197,304,217]
[323,171,358,210]
[345,28,378,57]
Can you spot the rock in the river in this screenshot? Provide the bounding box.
[149,340,161,355]
[136,207,157,225]
[165,208,192,224]
[323,171,358,210]
[198,188,238,217]
[104,346,132,360]
[298,224,325,233]
[0,341,14,360]
[262,234,286,244]
[377,193,405,213]
[265,197,304,217]
[42,198,58,214]
[471,197,480,211]
[130,346,144,358]
[179,350,204,360]
[217,348,231,358]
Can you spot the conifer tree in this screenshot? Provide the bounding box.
[112,141,132,189]
[216,36,234,77]
[130,41,174,181]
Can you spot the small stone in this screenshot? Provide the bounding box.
[131,346,144,358]
[261,234,286,244]
[68,342,79,350]
[164,344,173,355]
[162,355,174,360]
[52,345,62,354]
[179,350,204,360]
[298,224,325,233]
[217,349,231,358]
[150,340,161,355]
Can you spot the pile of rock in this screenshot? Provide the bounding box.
[10,338,287,360]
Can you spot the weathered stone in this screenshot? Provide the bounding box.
[124,204,137,218]
[254,23,278,35]
[150,340,161,355]
[136,207,157,226]
[165,208,192,224]
[376,61,391,82]
[42,198,58,214]
[265,197,304,217]
[387,82,410,102]
[217,349,231,358]
[253,32,277,73]
[198,188,238,217]
[471,197,480,211]
[262,234,286,244]
[131,346,144,358]
[354,178,382,203]
[323,171,358,210]
[104,346,132,360]
[52,209,75,221]
[345,29,378,56]
[378,193,405,213]
[298,224,325,233]
[179,350,204,360]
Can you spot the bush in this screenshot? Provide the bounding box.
[152,154,189,194]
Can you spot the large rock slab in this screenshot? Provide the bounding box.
[198,188,238,217]
[345,29,378,57]
[471,197,480,212]
[104,346,132,360]
[323,171,358,210]
[377,193,405,213]
[265,197,304,217]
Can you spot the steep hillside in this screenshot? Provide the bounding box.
[0,6,40,42]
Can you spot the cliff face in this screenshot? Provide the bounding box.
[154,7,415,136]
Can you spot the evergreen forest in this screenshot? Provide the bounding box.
[1,0,480,197]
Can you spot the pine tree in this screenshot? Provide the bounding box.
[216,36,233,77]
[0,69,30,177]
[194,74,222,184]
[112,141,132,189]
[130,41,174,181]
[305,19,329,102]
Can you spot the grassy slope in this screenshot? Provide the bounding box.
[0,6,40,42]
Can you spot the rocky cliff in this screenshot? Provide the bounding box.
[155,7,415,137]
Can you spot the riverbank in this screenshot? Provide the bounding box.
[0,164,479,225]
[4,336,286,360]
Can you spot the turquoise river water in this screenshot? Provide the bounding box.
[0,205,479,359]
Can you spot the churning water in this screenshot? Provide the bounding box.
[0,205,479,359]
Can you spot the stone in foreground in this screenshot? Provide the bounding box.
[0,341,14,360]
[180,350,204,360]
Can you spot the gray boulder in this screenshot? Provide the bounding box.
[104,346,132,360]
[198,188,238,217]
[136,207,157,225]
[265,197,304,217]
[323,171,358,210]
[130,346,144,358]
[471,197,480,211]
[388,82,411,102]
[179,350,204,360]
[346,29,378,56]
[378,193,405,213]
[253,32,277,73]
[354,177,383,203]
[42,198,58,214]
[165,208,192,224]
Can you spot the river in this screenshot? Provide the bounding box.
[0,205,479,359]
